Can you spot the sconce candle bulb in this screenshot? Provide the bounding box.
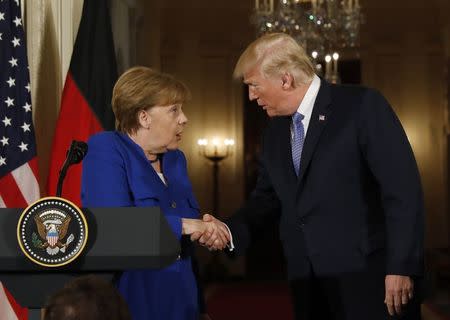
[197,137,235,162]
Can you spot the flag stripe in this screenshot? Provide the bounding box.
[0,172,27,208]
[28,157,39,179]
[70,0,116,130]
[0,282,19,320]
[47,73,103,202]
[0,195,6,207]
[11,162,39,205]
[3,282,28,319]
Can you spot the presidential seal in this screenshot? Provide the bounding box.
[17,197,88,268]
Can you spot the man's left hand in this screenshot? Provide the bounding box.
[384,275,414,316]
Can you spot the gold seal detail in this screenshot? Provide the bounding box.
[17,197,88,268]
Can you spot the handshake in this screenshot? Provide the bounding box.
[182,214,231,250]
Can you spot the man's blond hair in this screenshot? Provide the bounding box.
[234,33,315,86]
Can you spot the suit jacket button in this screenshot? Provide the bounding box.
[171,201,177,208]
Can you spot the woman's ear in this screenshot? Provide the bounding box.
[138,109,151,129]
[281,72,295,90]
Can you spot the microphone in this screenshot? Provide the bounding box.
[56,140,88,197]
[65,140,88,166]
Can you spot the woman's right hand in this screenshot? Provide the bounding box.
[181,217,230,250]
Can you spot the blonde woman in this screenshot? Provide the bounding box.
[82,67,227,320]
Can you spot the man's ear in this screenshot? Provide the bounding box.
[281,72,295,90]
[138,109,151,129]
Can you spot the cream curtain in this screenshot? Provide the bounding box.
[22,0,83,194]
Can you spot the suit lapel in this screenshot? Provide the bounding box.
[297,80,332,183]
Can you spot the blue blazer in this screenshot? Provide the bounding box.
[228,80,424,280]
[81,131,201,320]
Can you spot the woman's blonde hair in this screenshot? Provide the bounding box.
[233,33,315,86]
[112,66,191,133]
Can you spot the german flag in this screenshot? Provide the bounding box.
[47,0,117,205]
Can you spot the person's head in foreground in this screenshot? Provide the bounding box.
[42,275,131,320]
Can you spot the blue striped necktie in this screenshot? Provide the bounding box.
[291,112,305,176]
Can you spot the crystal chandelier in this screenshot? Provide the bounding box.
[252,0,362,83]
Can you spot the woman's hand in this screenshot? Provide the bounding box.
[182,217,230,250]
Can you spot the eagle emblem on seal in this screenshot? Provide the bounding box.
[33,210,75,255]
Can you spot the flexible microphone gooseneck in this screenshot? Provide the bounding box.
[56,140,88,197]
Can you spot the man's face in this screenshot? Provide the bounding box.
[243,67,292,117]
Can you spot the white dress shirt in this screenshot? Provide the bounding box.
[291,74,321,138]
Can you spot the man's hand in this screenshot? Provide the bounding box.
[384,275,414,316]
[183,215,230,250]
[190,214,231,250]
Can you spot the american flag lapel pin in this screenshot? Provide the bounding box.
[319,115,326,121]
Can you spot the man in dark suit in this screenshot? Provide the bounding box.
[195,32,424,320]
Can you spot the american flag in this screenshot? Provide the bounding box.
[0,281,28,319]
[0,0,40,208]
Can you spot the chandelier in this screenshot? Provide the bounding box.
[252,0,362,83]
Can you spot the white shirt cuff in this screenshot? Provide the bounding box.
[223,223,235,251]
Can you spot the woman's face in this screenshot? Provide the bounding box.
[145,103,188,152]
